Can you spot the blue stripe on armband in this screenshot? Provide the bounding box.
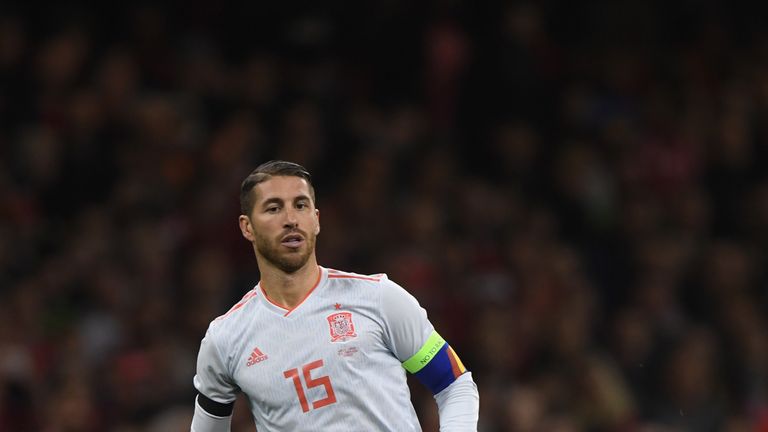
[411,342,466,394]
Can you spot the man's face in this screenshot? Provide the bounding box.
[240,176,320,273]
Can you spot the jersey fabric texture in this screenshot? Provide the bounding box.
[193,266,467,431]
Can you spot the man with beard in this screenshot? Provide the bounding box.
[191,161,479,431]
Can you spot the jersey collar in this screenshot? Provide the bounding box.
[257,266,327,317]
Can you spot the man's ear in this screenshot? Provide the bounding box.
[315,208,320,235]
[239,215,256,242]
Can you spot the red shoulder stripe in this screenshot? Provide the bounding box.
[215,290,258,321]
[327,274,382,282]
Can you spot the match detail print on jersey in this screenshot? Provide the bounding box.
[402,330,467,394]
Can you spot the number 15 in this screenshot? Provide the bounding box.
[283,359,337,413]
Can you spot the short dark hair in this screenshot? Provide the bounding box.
[240,160,315,215]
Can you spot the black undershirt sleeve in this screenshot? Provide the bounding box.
[197,392,235,417]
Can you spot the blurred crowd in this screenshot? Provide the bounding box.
[2,2,768,431]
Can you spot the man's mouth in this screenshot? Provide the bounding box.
[281,234,304,248]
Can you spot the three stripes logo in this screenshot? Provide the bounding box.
[246,347,268,366]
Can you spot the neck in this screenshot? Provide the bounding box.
[258,257,321,310]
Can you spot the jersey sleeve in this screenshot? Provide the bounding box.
[379,276,468,395]
[193,326,239,405]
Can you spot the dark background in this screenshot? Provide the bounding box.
[2,1,768,431]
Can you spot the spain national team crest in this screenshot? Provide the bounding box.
[327,312,357,342]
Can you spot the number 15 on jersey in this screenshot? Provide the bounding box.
[283,359,337,413]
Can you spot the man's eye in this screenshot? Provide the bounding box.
[266,207,279,213]
[296,202,307,209]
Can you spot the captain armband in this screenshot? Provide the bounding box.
[402,331,468,394]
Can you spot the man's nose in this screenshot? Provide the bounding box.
[283,208,298,228]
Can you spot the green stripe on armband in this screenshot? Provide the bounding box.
[402,331,446,373]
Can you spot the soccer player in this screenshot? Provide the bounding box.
[191,160,479,431]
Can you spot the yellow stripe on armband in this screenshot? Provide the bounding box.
[402,331,446,374]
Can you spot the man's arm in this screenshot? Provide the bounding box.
[379,277,480,431]
[190,327,238,432]
[191,394,233,432]
[400,330,479,431]
[434,372,479,431]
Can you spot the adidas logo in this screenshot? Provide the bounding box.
[246,347,268,366]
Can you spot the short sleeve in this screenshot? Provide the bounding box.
[379,275,469,395]
[193,327,238,404]
[379,276,435,362]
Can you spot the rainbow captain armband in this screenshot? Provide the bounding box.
[402,331,467,394]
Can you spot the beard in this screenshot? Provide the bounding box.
[254,229,316,274]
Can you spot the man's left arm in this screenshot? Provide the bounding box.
[434,372,480,430]
[379,277,479,431]
[400,330,479,431]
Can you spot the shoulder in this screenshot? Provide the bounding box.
[325,267,389,286]
[324,268,407,304]
[209,287,260,331]
[324,267,415,303]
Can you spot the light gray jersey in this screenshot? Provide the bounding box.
[193,266,435,431]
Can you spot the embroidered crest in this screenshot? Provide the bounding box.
[327,312,357,342]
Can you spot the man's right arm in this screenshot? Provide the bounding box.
[190,327,238,432]
[191,393,233,432]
